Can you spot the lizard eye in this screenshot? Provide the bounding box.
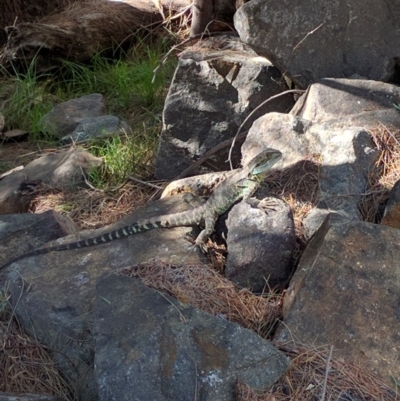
[249,148,282,173]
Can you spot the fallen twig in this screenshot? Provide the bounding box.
[320,345,333,401]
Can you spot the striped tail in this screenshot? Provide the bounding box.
[32,220,180,254]
[0,208,204,270]
[0,221,165,270]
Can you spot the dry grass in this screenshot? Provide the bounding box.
[236,342,398,401]
[0,291,74,400]
[30,181,158,230]
[359,124,400,222]
[265,155,320,247]
[0,141,43,175]
[119,262,282,337]
[0,142,162,229]
[158,1,192,40]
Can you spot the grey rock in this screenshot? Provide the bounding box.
[17,148,103,189]
[0,210,78,267]
[241,112,310,168]
[155,35,293,179]
[60,115,131,144]
[0,148,102,214]
[242,78,399,237]
[301,209,350,238]
[41,94,105,138]
[301,126,376,237]
[291,78,400,126]
[243,116,376,237]
[0,393,62,401]
[94,274,289,401]
[225,197,295,291]
[235,0,400,88]
[381,179,400,228]
[275,215,400,387]
[1,194,207,401]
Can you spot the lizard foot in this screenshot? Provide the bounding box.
[248,197,282,214]
[196,241,209,254]
[184,233,205,253]
[259,197,281,210]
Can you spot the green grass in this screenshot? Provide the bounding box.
[0,65,55,139]
[57,38,174,112]
[87,125,159,188]
[0,37,177,186]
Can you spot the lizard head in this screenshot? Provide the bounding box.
[247,148,282,175]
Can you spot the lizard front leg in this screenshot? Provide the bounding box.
[195,210,219,250]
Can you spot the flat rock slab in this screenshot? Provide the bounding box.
[275,216,400,387]
[0,210,77,267]
[94,274,289,401]
[291,78,400,126]
[1,194,206,401]
[235,0,400,87]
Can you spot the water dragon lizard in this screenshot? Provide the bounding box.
[1,148,282,269]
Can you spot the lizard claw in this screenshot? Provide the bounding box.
[258,197,282,213]
[186,241,207,254]
[198,242,209,254]
[184,233,206,253]
[188,244,199,253]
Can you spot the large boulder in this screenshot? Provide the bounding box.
[275,216,400,388]
[235,0,400,88]
[94,274,289,401]
[241,78,400,236]
[0,210,77,266]
[155,35,294,179]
